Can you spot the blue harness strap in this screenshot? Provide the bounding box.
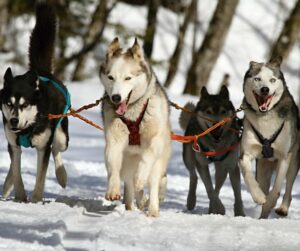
[18,76,71,148]
[38,76,71,128]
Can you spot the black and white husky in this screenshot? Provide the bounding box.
[239,57,299,218]
[0,3,69,202]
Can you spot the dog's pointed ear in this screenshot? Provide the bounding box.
[4,67,13,86]
[107,37,120,58]
[249,61,262,68]
[129,38,144,59]
[268,56,282,68]
[200,86,209,98]
[219,85,229,99]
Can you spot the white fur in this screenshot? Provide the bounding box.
[100,41,171,216]
[102,57,149,105]
[31,128,51,149]
[19,97,25,105]
[244,66,284,112]
[18,105,38,129]
[239,64,299,218]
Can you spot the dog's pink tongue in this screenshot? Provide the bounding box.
[259,96,272,112]
[115,100,128,115]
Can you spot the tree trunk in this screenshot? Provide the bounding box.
[71,0,107,81]
[143,0,160,59]
[269,0,300,61]
[55,0,111,79]
[0,0,8,52]
[164,0,197,88]
[183,0,239,95]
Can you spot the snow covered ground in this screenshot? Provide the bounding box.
[1,0,300,250]
[1,79,300,251]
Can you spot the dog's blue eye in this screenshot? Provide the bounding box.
[270,78,276,83]
[254,77,261,81]
[108,75,114,81]
[125,77,132,81]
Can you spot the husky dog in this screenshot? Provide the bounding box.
[239,57,299,218]
[180,85,245,216]
[0,3,69,202]
[99,38,171,217]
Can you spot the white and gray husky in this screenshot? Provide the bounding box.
[99,38,171,216]
[239,57,299,218]
[180,85,245,216]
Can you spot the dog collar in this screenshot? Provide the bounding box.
[120,100,149,145]
[250,122,285,158]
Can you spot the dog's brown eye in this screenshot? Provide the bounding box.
[7,102,12,107]
[254,77,261,81]
[22,103,28,109]
[270,78,276,83]
[206,110,212,115]
[220,110,226,115]
[125,77,132,81]
[108,75,114,81]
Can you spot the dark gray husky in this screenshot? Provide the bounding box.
[0,3,69,202]
[180,85,245,216]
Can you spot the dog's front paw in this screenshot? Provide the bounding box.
[275,207,288,217]
[31,194,43,203]
[251,188,266,205]
[209,198,225,215]
[15,193,27,203]
[105,188,121,201]
[147,210,160,217]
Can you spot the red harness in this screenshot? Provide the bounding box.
[120,100,149,145]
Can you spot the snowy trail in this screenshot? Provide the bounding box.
[0,81,300,251]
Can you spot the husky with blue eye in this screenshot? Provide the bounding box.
[99,38,172,217]
[0,3,69,202]
[239,57,300,218]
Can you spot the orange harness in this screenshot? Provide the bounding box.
[47,98,244,157]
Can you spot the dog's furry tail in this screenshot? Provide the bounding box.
[29,2,56,73]
[179,102,195,130]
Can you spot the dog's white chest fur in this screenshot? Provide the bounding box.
[31,129,51,149]
[243,108,292,159]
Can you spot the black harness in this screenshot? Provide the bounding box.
[250,122,285,158]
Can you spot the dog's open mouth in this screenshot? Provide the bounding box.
[253,91,274,112]
[115,91,132,116]
[11,128,21,132]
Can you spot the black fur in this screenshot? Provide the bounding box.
[0,3,69,201]
[29,2,56,73]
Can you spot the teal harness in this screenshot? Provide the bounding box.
[18,75,71,148]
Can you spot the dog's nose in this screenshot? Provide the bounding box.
[260,87,269,96]
[111,94,121,104]
[10,118,19,127]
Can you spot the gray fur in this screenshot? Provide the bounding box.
[181,86,245,216]
[239,58,300,218]
[179,102,195,130]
